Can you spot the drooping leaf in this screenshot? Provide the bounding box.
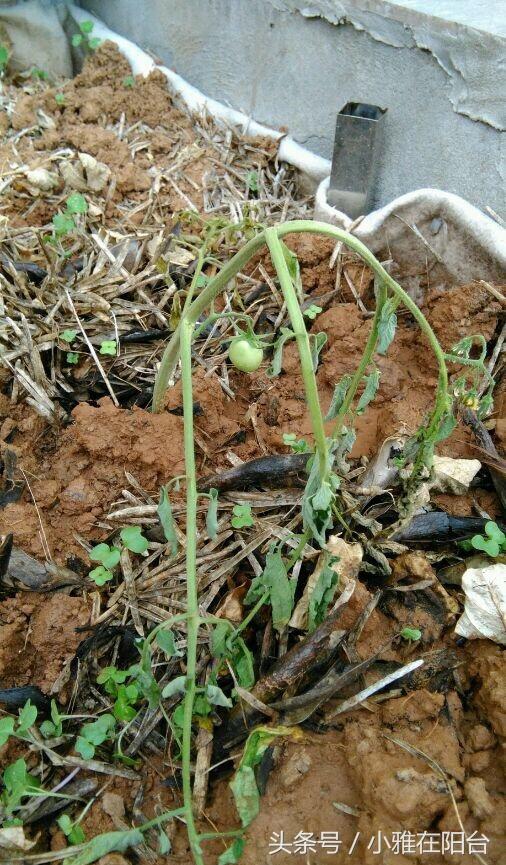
[356,367,380,414]
[157,486,178,556]
[218,837,245,864]
[206,684,233,708]
[231,638,255,689]
[377,298,397,355]
[230,765,258,827]
[308,555,340,632]
[309,331,327,372]
[161,676,186,700]
[156,629,181,658]
[206,488,219,539]
[61,828,144,865]
[211,622,231,658]
[325,374,352,421]
[434,412,457,444]
[245,546,293,633]
[266,327,294,378]
[279,241,303,300]
[229,727,294,828]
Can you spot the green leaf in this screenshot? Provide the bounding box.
[218,838,245,864]
[206,488,219,540]
[122,75,135,88]
[211,621,231,658]
[60,329,77,343]
[79,20,94,34]
[156,629,181,658]
[485,521,505,545]
[161,676,186,699]
[266,327,294,378]
[66,352,79,365]
[230,765,258,827]
[53,212,75,236]
[245,546,293,633]
[229,727,292,828]
[17,700,37,733]
[279,241,303,300]
[158,830,171,854]
[377,298,397,355]
[231,638,255,689]
[304,304,322,320]
[356,367,380,414]
[120,525,148,554]
[282,432,309,453]
[0,717,15,748]
[471,534,500,558]
[310,331,327,372]
[61,828,143,865]
[325,374,352,421]
[71,33,83,47]
[89,543,121,569]
[87,37,101,51]
[99,340,117,356]
[89,565,114,586]
[206,684,233,708]
[231,503,254,529]
[246,170,258,192]
[434,412,457,444]
[75,736,95,760]
[308,556,340,632]
[58,814,73,835]
[55,92,66,106]
[0,44,9,69]
[400,627,422,641]
[66,192,88,215]
[157,486,178,556]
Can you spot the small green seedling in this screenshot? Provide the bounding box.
[0,44,9,76]
[122,75,135,88]
[31,67,49,81]
[72,19,101,51]
[66,351,79,365]
[246,170,259,193]
[40,700,63,738]
[231,503,254,529]
[304,304,322,320]
[1,758,40,814]
[57,813,86,846]
[468,521,506,558]
[75,713,116,760]
[120,525,148,554]
[52,193,88,241]
[88,528,148,585]
[60,329,77,344]
[400,627,422,643]
[283,432,309,453]
[55,92,66,106]
[99,340,117,356]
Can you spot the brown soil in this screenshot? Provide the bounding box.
[0,38,504,865]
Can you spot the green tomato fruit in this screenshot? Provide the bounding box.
[228,338,263,373]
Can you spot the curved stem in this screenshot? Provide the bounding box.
[152,230,268,412]
[153,222,449,452]
[180,318,204,865]
[265,227,328,480]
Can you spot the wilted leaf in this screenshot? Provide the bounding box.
[157,486,178,556]
[325,374,352,421]
[356,367,380,414]
[206,488,219,539]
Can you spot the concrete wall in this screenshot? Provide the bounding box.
[82,0,505,216]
